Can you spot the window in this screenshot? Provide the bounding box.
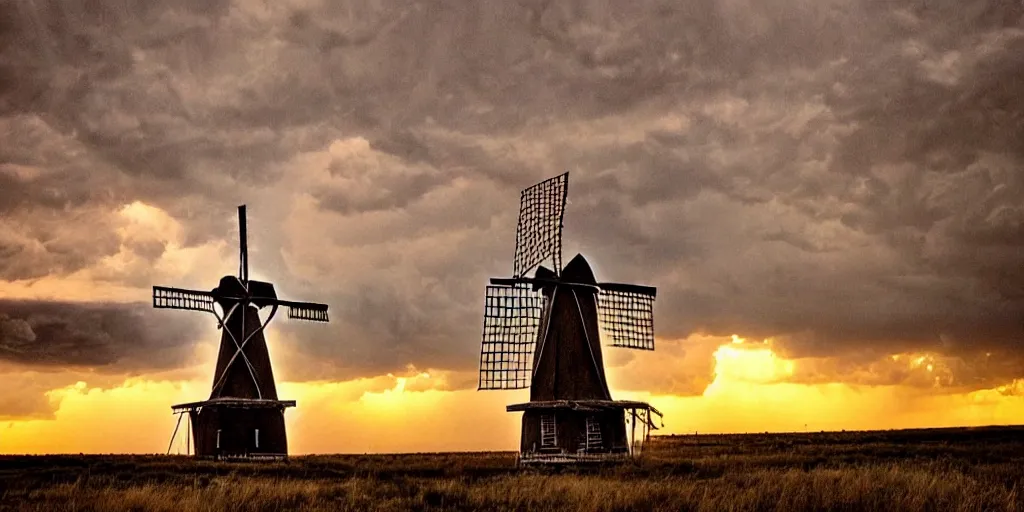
[216,429,221,449]
[540,414,556,448]
[255,429,260,448]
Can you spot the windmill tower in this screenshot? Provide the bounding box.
[154,205,329,460]
[478,172,663,465]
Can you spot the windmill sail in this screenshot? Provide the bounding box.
[597,283,656,350]
[153,286,217,314]
[284,301,330,322]
[513,172,569,278]
[478,284,543,389]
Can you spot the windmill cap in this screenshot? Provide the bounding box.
[213,275,247,297]
[211,276,278,308]
[561,253,597,286]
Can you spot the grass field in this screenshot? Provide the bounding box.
[2,426,1023,511]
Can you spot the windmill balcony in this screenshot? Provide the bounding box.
[171,398,296,459]
[507,400,661,465]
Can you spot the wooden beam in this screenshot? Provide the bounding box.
[596,282,657,297]
[489,277,600,292]
[630,409,637,456]
[172,398,296,411]
[507,399,656,412]
[238,205,248,282]
[167,412,183,455]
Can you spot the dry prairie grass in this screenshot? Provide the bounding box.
[2,426,1023,511]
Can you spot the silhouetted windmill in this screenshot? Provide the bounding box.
[154,205,329,460]
[477,172,663,464]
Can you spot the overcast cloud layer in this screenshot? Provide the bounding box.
[1,0,1022,413]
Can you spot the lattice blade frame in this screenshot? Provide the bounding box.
[478,284,543,389]
[286,303,330,322]
[153,286,216,314]
[513,172,569,278]
[597,285,656,350]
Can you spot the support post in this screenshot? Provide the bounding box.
[644,409,651,444]
[630,408,637,456]
[167,412,183,455]
[186,411,191,456]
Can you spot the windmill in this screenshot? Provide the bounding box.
[478,172,663,465]
[154,205,329,460]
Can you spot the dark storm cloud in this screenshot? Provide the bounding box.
[1,0,1023,391]
[0,300,202,370]
[785,349,1024,392]
[273,282,484,381]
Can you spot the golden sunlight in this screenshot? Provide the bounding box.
[708,336,794,387]
[0,372,520,455]
[613,335,1024,435]
[4,334,1024,455]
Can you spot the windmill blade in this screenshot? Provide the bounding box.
[238,205,249,282]
[478,283,543,390]
[280,301,330,322]
[597,283,656,351]
[513,172,569,278]
[153,286,217,314]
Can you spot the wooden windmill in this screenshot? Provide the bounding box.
[154,205,329,460]
[478,172,663,465]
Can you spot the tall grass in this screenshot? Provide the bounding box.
[3,426,1023,511]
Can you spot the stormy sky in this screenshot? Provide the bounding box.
[1,0,1023,420]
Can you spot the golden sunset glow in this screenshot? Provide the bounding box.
[709,336,794,385]
[4,331,1024,454]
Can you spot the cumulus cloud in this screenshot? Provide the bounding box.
[0,0,1022,402]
